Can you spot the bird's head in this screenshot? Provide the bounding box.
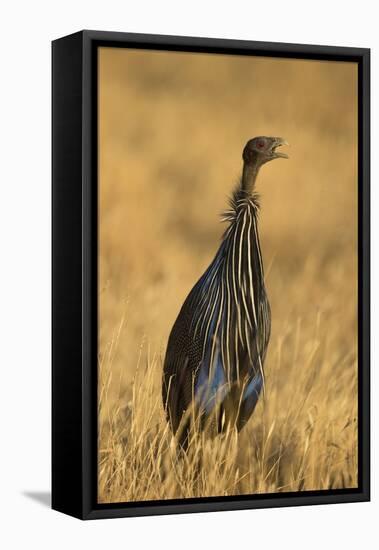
[243,136,289,167]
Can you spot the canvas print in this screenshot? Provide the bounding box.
[98,47,358,503]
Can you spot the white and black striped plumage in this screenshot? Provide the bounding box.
[162,136,288,445]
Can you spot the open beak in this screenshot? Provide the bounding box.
[271,137,289,159]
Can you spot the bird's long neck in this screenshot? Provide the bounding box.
[241,162,260,194]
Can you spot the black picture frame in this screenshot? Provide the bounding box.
[52,30,370,520]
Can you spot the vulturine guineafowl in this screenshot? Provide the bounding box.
[162,136,289,447]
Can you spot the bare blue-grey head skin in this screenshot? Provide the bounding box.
[162,136,289,448]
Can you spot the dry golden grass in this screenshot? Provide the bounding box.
[98,48,358,503]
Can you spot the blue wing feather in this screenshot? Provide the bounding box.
[195,345,228,416]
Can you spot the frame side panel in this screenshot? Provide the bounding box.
[52,32,84,519]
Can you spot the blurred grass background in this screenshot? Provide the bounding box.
[98,47,358,502]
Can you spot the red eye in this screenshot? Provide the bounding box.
[256,139,265,149]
